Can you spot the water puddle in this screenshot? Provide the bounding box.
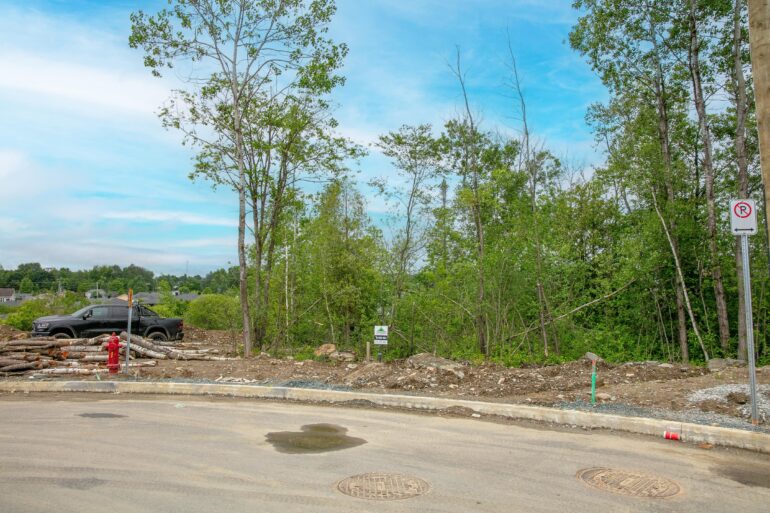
[266,423,366,454]
[78,413,127,419]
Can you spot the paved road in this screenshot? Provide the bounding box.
[0,394,768,513]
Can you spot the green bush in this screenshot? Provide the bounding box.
[0,292,88,331]
[184,294,242,331]
[1,301,50,331]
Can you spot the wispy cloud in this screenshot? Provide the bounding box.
[102,211,237,228]
[0,0,606,273]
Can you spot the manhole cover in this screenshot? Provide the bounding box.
[577,467,681,498]
[337,473,430,500]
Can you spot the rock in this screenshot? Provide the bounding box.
[625,373,635,377]
[471,413,481,418]
[596,392,612,401]
[583,352,602,362]
[406,353,465,379]
[727,391,749,404]
[329,351,356,362]
[707,358,747,372]
[346,363,358,370]
[497,377,506,385]
[314,343,336,357]
[659,363,674,368]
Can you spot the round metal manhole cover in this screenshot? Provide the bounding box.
[336,473,431,500]
[577,467,681,498]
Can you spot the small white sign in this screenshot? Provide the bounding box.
[730,199,757,235]
[374,325,388,345]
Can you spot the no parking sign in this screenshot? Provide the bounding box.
[730,199,757,235]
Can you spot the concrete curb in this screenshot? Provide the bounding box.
[1,380,768,453]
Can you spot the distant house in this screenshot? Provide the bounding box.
[0,288,15,303]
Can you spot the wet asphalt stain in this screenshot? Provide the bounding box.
[265,423,366,454]
[716,464,770,488]
[77,413,127,419]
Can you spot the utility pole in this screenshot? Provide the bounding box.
[748,1,770,243]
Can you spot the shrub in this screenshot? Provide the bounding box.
[0,292,88,331]
[184,294,242,331]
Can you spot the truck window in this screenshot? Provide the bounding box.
[109,307,129,320]
[91,306,109,319]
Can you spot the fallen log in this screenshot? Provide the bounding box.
[81,355,108,362]
[60,346,103,352]
[0,344,55,352]
[34,368,107,375]
[1,340,56,347]
[1,361,48,372]
[119,343,165,360]
[120,333,185,359]
[0,358,27,368]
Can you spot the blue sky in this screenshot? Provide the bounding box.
[0,0,606,275]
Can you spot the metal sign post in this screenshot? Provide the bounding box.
[124,288,133,374]
[374,325,388,363]
[730,200,760,425]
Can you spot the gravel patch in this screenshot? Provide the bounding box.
[688,384,770,422]
[278,379,352,391]
[557,399,770,433]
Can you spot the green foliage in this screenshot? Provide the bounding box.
[185,294,242,331]
[1,301,50,331]
[0,292,88,331]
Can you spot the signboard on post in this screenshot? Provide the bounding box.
[730,200,760,425]
[374,325,388,345]
[730,199,757,235]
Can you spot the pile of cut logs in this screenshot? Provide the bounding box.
[0,332,230,376]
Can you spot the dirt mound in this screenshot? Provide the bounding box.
[13,327,768,421]
[0,325,24,341]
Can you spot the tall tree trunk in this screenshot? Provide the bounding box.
[237,182,252,357]
[734,0,751,360]
[652,188,710,361]
[453,50,488,356]
[748,0,770,269]
[688,0,731,352]
[650,20,691,361]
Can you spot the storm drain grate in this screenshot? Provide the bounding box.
[336,472,430,500]
[577,467,681,498]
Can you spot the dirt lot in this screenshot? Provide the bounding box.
[4,326,769,424]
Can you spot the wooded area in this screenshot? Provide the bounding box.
[6,0,767,367]
[127,0,770,365]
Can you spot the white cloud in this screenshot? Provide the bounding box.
[102,210,237,228]
[0,51,168,117]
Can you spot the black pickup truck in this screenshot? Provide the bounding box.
[31,304,184,341]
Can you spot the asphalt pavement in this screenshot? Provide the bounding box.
[0,395,768,513]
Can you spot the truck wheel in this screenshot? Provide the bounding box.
[148,332,168,342]
[52,332,72,339]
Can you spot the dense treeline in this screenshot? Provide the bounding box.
[189,0,765,366]
[11,0,763,365]
[0,263,240,295]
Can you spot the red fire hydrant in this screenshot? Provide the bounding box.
[107,332,121,374]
